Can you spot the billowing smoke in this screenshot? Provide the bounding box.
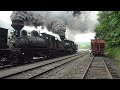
[46,19,66,39]
[40,11,98,41]
[10,11,98,41]
[10,11,44,28]
[39,11,98,32]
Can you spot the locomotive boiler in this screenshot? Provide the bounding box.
[11,30,47,48]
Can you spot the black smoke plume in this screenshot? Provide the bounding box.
[10,11,98,41]
[10,11,44,28]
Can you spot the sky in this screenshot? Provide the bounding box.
[74,33,95,42]
[0,11,98,43]
[0,11,12,24]
[74,11,98,43]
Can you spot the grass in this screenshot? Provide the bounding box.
[106,47,120,68]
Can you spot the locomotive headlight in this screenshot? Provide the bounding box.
[22,53,25,55]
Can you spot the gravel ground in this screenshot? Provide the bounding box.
[104,57,120,79]
[32,54,120,79]
[33,54,92,79]
[4,54,83,79]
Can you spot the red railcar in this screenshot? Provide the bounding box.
[91,39,105,56]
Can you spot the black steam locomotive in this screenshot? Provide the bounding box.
[0,19,78,65]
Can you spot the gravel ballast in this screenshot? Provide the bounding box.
[34,54,92,79]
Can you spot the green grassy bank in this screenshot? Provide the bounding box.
[106,47,120,67]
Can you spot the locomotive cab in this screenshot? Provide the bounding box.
[0,27,11,64]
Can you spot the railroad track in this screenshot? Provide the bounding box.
[82,56,113,79]
[103,57,120,79]
[0,52,87,79]
[0,65,12,70]
[0,57,46,70]
[0,52,80,70]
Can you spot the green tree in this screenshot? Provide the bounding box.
[95,11,120,48]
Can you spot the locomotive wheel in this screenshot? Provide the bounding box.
[17,55,26,64]
[0,57,4,65]
[0,57,9,65]
[47,50,55,59]
[52,51,57,58]
[20,54,33,64]
[24,56,33,63]
[9,55,20,66]
[53,51,58,58]
[46,56,50,59]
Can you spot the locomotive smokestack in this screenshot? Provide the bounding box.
[60,36,65,41]
[11,19,24,37]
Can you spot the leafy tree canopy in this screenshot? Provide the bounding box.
[95,11,120,48]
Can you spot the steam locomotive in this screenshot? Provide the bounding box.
[0,19,78,65]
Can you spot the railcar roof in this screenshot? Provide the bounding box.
[91,39,105,43]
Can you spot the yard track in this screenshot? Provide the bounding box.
[82,56,113,79]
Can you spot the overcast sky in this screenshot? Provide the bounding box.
[0,11,98,42]
[0,11,12,24]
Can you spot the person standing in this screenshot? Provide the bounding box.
[89,49,92,57]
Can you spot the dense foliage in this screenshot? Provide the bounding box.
[95,11,120,49]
